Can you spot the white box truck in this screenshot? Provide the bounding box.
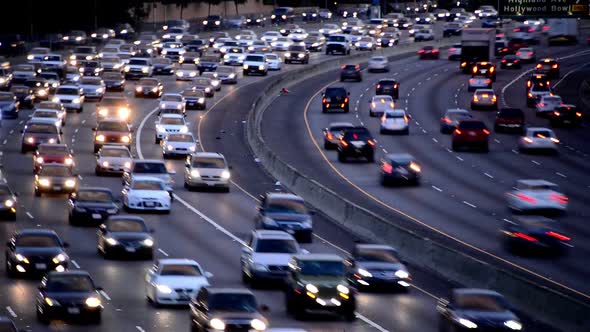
[547,18,578,45]
[460,28,495,73]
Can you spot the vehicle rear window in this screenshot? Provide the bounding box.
[133,162,166,174]
[343,130,371,140]
[499,109,523,117]
[531,130,552,138]
[458,121,486,129]
[325,88,346,97]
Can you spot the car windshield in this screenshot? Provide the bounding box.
[39,73,58,80]
[191,157,225,168]
[162,95,182,102]
[80,79,101,86]
[325,88,346,97]
[329,36,346,42]
[160,117,184,125]
[45,275,94,292]
[160,264,201,276]
[255,239,298,253]
[129,59,148,65]
[455,294,507,311]
[100,148,130,158]
[98,122,127,132]
[266,198,307,214]
[193,78,210,86]
[210,294,258,312]
[132,180,163,190]
[355,248,400,263]
[290,46,305,51]
[245,55,264,62]
[25,123,58,134]
[108,219,146,232]
[134,162,167,174]
[139,79,158,86]
[371,57,385,61]
[458,121,486,130]
[15,235,59,247]
[103,73,123,80]
[168,134,193,142]
[300,260,345,276]
[77,190,113,203]
[32,111,57,118]
[40,166,72,177]
[57,88,79,95]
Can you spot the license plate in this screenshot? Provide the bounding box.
[469,132,476,136]
[144,202,155,207]
[564,120,571,123]
[53,186,61,191]
[68,307,80,314]
[507,63,512,66]
[144,91,150,95]
[481,69,488,73]
[126,247,136,252]
[35,263,47,270]
[92,213,102,219]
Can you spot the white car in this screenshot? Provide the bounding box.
[261,31,281,42]
[243,54,268,76]
[36,101,67,125]
[414,29,434,41]
[467,76,492,92]
[506,179,567,213]
[241,230,306,285]
[235,35,255,47]
[223,47,247,66]
[52,85,84,112]
[101,56,124,72]
[118,44,137,58]
[99,46,120,59]
[122,176,172,213]
[161,42,186,61]
[367,55,389,72]
[38,72,61,91]
[79,77,105,100]
[447,43,462,60]
[248,40,270,53]
[95,145,132,175]
[145,259,212,306]
[319,24,341,37]
[184,152,231,191]
[124,57,153,79]
[27,47,51,64]
[265,53,282,70]
[380,109,409,135]
[159,93,185,111]
[162,27,186,40]
[536,95,563,116]
[516,47,536,63]
[30,109,63,130]
[271,37,292,51]
[175,64,199,81]
[288,29,308,42]
[355,36,376,51]
[12,64,36,81]
[200,72,221,91]
[123,160,175,188]
[518,127,559,154]
[162,133,197,158]
[155,114,189,143]
[39,54,66,73]
[369,95,395,117]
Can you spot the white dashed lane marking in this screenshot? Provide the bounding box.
[462,201,477,208]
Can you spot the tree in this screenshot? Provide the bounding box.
[204,0,222,15]
[160,0,198,19]
[233,0,247,15]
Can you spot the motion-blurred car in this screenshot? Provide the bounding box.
[33,143,73,173]
[0,92,19,119]
[369,95,395,117]
[284,45,309,64]
[340,64,362,81]
[500,55,521,69]
[494,108,525,133]
[347,243,411,289]
[322,87,349,113]
[182,89,206,110]
[472,62,496,81]
[264,53,282,71]
[122,177,172,213]
[518,127,559,154]
[145,258,211,305]
[96,96,131,122]
[338,127,375,162]
[452,119,490,152]
[417,46,439,59]
[440,108,473,134]
[34,163,77,196]
[67,187,119,225]
[467,75,492,92]
[134,77,163,98]
[255,192,314,242]
[175,63,199,81]
[5,229,69,277]
[380,109,409,135]
[97,216,154,259]
[79,76,105,101]
[506,179,567,214]
[162,133,197,158]
[21,120,62,153]
[368,56,388,72]
[95,144,132,175]
[323,122,354,150]
[154,113,189,143]
[535,95,562,117]
[102,72,125,92]
[0,183,17,220]
[447,43,462,60]
[159,93,185,111]
[183,152,231,192]
[11,86,35,109]
[516,47,536,63]
[500,216,570,255]
[549,104,582,127]
[93,118,132,152]
[152,58,174,75]
[535,58,559,79]
[471,89,498,110]
[526,82,551,107]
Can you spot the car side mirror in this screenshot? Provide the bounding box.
[62,242,70,248]
[259,304,270,312]
[205,271,214,278]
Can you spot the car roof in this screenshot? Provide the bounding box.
[474,89,494,93]
[384,109,406,116]
[192,152,224,159]
[295,253,343,262]
[132,176,166,183]
[158,258,199,265]
[453,288,502,297]
[108,215,145,222]
[254,230,295,240]
[266,192,302,200]
[77,186,112,192]
[16,228,58,236]
[206,287,254,295]
[509,216,558,228]
[517,179,556,186]
[526,127,552,132]
[58,84,80,90]
[160,113,184,119]
[355,243,397,251]
[134,159,165,165]
[328,122,354,128]
[445,108,469,114]
[384,153,414,162]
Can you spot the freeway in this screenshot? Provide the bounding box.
[260,35,590,311]
[0,20,488,332]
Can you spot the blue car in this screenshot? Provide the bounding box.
[0,91,19,119]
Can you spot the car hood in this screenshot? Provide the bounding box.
[97,130,129,136]
[16,247,64,257]
[455,309,517,323]
[25,132,59,139]
[129,189,169,198]
[265,213,310,222]
[155,275,209,288]
[44,291,97,302]
[251,252,293,266]
[109,232,150,241]
[208,311,264,321]
[75,201,117,209]
[298,275,347,287]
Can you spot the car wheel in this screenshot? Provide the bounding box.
[402,128,409,135]
[452,143,460,151]
[34,188,41,197]
[95,167,103,176]
[68,214,77,226]
[343,307,357,322]
[241,269,251,284]
[338,152,346,162]
[37,308,50,325]
[300,232,313,243]
[155,137,160,144]
[367,154,375,163]
[76,107,83,113]
[91,312,101,324]
[5,259,14,278]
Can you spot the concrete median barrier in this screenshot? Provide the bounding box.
[245,39,590,331]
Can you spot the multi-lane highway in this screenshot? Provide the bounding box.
[261,34,590,311]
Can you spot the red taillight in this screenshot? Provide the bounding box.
[326,132,333,140]
[516,52,521,56]
[322,97,327,103]
[538,103,545,107]
[528,28,535,33]
[382,163,393,173]
[432,49,439,53]
[483,129,490,135]
[340,140,348,147]
[490,66,495,73]
[344,97,349,103]
[472,66,478,73]
[449,47,456,51]
[516,193,537,204]
[376,84,381,89]
[552,64,558,69]
[536,64,542,69]
[528,52,533,56]
[354,65,360,70]
[501,59,506,63]
[394,84,398,88]
[353,133,358,139]
[513,28,519,32]
[341,65,346,69]
[418,50,424,54]
[503,48,508,52]
[546,231,570,241]
[549,193,568,204]
[454,129,462,135]
[527,81,532,88]
[443,117,452,123]
[513,232,538,242]
[367,140,375,146]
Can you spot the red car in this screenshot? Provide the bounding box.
[418,46,439,59]
[452,119,490,152]
[508,38,527,53]
[494,108,525,133]
[33,143,74,173]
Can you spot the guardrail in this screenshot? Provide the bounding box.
[245,39,590,331]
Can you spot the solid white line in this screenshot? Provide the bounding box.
[556,172,567,178]
[71,260,80,269]
[511,149,519,154]
[5,306,17,318]
[462,201,477,208]
[484,173,494,179]
[554,62,590,88]
[136,327,146,332]
[446,148,453,153]
[456,156,464,161]
[531,160,541,165]
[356,312,389,332]
[432,138,438,143]
[494,139,501,144]
[432,185,443,192]
[26,212,34,219]
[99,290,111,301]
[9,130,13,134]
[503,218,516,225]
[158,248,169,257]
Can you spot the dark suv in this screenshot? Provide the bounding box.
[322,87,350,113]
[285,254,356,321]
[535,58,559,79]
[375,79,399,99]
[337,127,375,162]
[340,64,362,82]
[472,61,496,81]
[494,108,525,133]
[255,192,314,243]
[190,288,268,331]
[549,104,582,127]
[284,45,309,64]
[452,119,490,152]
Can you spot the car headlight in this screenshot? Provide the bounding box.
[395,270,409,279]
[118,108,130,118]
[298,53,304,58]
[305,284,319,293]
[65,158,74,165]
[337,284,349,294]
[121,135,131,143]
[141,67,149,73]
[198,97,205,103]
[228,73,235,79]
[45,297,59,306]
[189,145,196,151]
[221,170,230,179]
[285,52,291,58]
[48,138,56,144]
[85,297,101,308]
[4,199,14,208]
[243,64,249,70]
[39,179,51,187]
[457,318,478,329]
[205,87,211,93]
[65,179,76,188]
[36,156,44,164]
[152,87,158,92]
[124,162,131,169]
[15,254,29,263]
[258,65,264,70]
[358,268,372,277]
[180,126,189,133]
[504,320,522,330]
[52,254,67,263]
[166,144,174,151]
[72,98,81,104]
[96,135,105,142]
[98,109,108,117]
[190,169,200,178]
[250,318,266,331]
[106,237,118,246]
[38,89,47,96]
[142,238,154,247]
[210,318,225,330]
[124,66,130,72]
[157,284,173,294]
